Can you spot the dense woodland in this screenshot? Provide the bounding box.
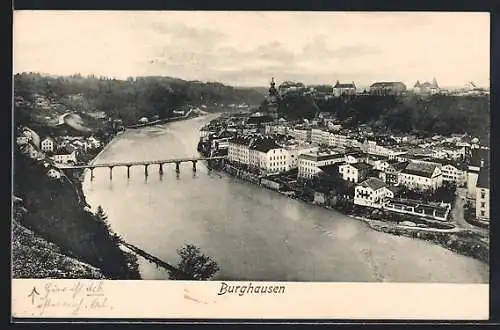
[13,149,141,279]
[276,93,490,141]
[14,73,266,126]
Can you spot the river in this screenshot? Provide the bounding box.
[82,114,488,283]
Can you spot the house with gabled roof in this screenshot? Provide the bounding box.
[399,161,443,190]
[380,160,409,185]
[354,177,395,209]
[332,80,356,97]
[430,159,467,186]
[338,162,373,183]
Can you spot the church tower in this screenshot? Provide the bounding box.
[267,77,279,119]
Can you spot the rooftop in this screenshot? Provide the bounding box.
[250,138,282,153]
[470,148,490,168]
[401,161,439,178]
[334,81,356,89]
[301,150,344,162]
[350,162,373,171]
[476,167,490,189]
[370,82,406,88]
[358,177,387,191]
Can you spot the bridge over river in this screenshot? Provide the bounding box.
[57,156,227,180]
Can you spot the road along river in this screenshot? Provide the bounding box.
[82,114,488,282]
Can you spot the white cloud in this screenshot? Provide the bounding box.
[13,11,489,87]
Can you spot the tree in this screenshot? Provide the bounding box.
[312,171,347,195]
[95,205,111,232]
[169,244,220,280]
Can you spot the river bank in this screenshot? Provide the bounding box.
[215,162,489,264]
[80,115,487,282]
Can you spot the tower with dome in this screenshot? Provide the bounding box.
[266,77,280,119]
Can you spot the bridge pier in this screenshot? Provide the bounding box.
[90,167,95,181]
[175,162,180,173]
[144,164,149,178]
[109,166,114,180]
[159,163,164,176]
[192,160,197,172]
[126,165,131,179]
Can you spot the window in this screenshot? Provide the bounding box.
[481,202,485,208]
[480,210,485,217]
[481,191,486,199]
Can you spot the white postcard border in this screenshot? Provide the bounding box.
[12,279,489,320]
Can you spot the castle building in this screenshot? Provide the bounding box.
[413,78,440,95]
[332,81,356,97]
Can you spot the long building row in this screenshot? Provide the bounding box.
[226,134,489,222]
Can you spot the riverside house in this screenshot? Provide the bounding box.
[249,138,289,175]
[338,162,373,183]
[354,177,395,209]
[398,161,443,191]
[298,150,345,180]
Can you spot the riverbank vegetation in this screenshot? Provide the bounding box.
[370,223,489,264]
[13,149,141,279]
[168,244,220,280]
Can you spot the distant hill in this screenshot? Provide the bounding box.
[13,73,267,127]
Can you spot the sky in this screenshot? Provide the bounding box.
[14,11,490,88]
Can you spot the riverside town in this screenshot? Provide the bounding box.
[13,11,489,284]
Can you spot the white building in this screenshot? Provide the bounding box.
[228,136,253,165]
[475,168,489,221]
[399,161,443,190]
[21,127,41,148]
[332,81,356,97]
[441,163,467,186]
[361,140,407,160]
[40,137,55,152]
[47,167,62,179]
[413,78,440,95]
[365,155,390,171]
[344,151,365,164]
[284,144,319,169]
[338,162,373,183]
[311,128,330,145]
[87,136,101,149]
[249,138,289,175]
[298,150,345,179]
[16,136,29,145]
[354,178,394,209]
[289,128,311,143]
[328,133,349,148]
[51,150,77,164]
